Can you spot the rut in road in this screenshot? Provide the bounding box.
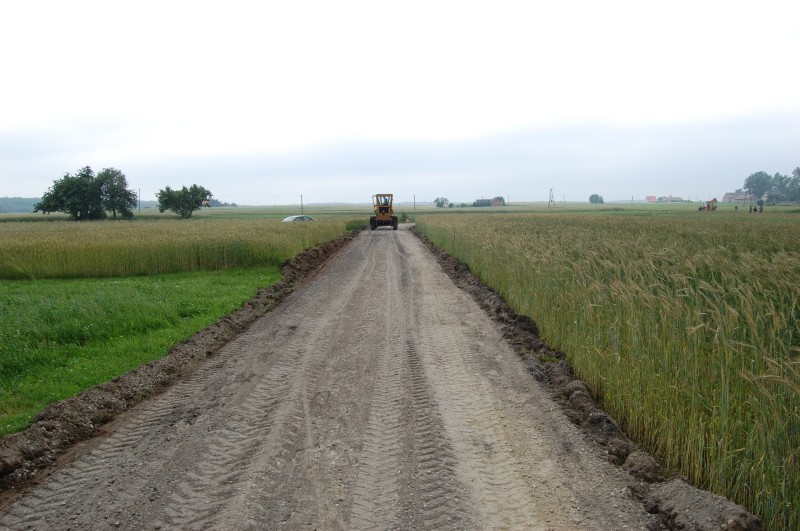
[1,226,653,530]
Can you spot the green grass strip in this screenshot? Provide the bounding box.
[0,267,280,436]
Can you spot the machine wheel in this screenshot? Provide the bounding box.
[392,216,398,230]
[370,216,377,230]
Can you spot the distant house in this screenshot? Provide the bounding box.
[645,196,657,203]
[722,192,748,202]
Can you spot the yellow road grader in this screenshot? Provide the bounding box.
[371,193,398,230]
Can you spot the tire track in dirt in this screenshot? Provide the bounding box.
[351,233,474,530]
[349,333,405,528]
[409,256,548,528]
[1,351,234,529]
[392,234,475,529]
[156,347,295,529]
[401,337,475,529]
[184,239,379,529]
[350,234,410,528]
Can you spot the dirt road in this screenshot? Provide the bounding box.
[1,226,655,530]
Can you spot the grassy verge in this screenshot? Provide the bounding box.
[0,267,280,436]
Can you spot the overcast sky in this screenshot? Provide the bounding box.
[1,0,798,205]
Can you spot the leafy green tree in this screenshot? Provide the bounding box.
[157,185,212,218]
[589,194,604,204]
[34,166,106,220]
[34,166,137,221]
[744,171,773,200]
[790,167,800,202]
[434,197,449,208]
[97,167,137,218]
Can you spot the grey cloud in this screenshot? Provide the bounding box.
[3,111,798,204]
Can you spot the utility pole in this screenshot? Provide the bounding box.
[138,188,141,213]
[301,194,303,214]
[548,188,555,208]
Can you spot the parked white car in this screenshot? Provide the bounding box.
[281,215,317,222]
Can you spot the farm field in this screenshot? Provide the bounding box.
[0,213,354,435]
[0,214,352,279]
[416,207,800,530]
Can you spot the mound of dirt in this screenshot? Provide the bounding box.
[647,480,763,531]
[412,228,761,531]
[0,229,361,495]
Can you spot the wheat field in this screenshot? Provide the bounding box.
[0,218,347,279]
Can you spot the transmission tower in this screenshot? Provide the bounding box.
[548,188,555,208]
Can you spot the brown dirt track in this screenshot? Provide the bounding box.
[0,225,760,530]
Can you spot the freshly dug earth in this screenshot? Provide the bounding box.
[0,226,760,530]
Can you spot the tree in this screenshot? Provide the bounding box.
[209,198,237,207]
[434,197,449,208]
[97,167,137,218]
[33,166,138,221]
[790,167,800,202]
[34,166,106,220]
[743,171,772,200]
[157,185,212,218]
[765,172,791,203]
[589,194,604,204]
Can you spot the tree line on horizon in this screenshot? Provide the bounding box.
[9,165,800,218]
[31,166,213,220]
[434,196,507,208]
[741,167,800,204]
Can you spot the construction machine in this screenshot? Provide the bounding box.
[371,194,398,230]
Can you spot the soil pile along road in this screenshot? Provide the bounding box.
[1,226,655,529]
